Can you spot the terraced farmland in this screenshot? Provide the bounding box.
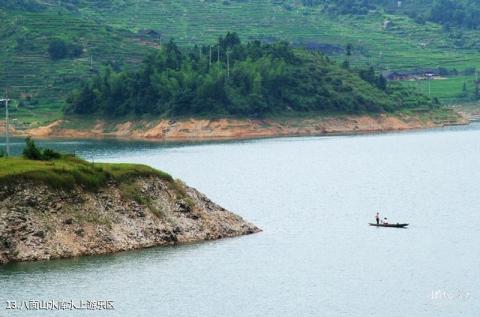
[1,0,480,124]
[75,0,480,70]
[0,8,153,124]
[401,76,478,104]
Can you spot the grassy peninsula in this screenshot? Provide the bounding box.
[0,156,172,191]
[0,139,259,264]
[0,138,171,190]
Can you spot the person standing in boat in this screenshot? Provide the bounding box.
[375,212,380,225]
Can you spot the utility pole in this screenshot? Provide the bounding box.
[209,45,212,67]
[217,45,220,63]
[226,50,231,78]
[1,92,11,157]
[475,71,479,98]
[428,76,431,97]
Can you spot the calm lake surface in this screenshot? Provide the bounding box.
[1,124,480,316]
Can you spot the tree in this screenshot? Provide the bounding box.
[165,39,182,70]
[359,67,376,84]
[48,39,83,60]
[346,43,353,58]
[341,43,353,69]
[67,43,83,58]
[219,32,241,50]
[377,75,387,91]
[48,40,68,60]
[66,84,98,114]
[23,137,42,160]
[22,137,61,160]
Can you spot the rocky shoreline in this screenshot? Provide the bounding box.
[11,111,470,142]
[0,176,259,264]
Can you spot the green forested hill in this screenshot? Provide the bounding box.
[67,33,433,118]
[0,0,479,123]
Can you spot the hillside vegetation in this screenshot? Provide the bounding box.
[67,33,435,118]
[307,0,480,29]
[1,0,479,124]
[0,3,152,123]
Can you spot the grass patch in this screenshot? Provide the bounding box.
[0,155,173,191]
[119,182,167,219]
[171,179,188,198]
[119,182,148,205]
[171,179,194,209]
[400,76,479,103]
[396,107,462,123]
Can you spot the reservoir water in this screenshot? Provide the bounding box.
[1,124,480,316]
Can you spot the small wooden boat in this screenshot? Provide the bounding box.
[369,223,409,228]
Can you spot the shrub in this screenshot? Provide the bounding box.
[22,137,62,161]
[42,148,61,160]
[23,137,43,160]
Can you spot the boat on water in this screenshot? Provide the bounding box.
[369,223,409,228]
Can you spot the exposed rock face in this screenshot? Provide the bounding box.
[17,111,470,141]
[0,177,259,264]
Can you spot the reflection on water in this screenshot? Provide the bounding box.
[0,238,230,276]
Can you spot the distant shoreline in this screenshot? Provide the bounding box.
[7,110,470,143]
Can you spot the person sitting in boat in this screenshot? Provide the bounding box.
[375,212,380,225]
[382,217,388,224]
